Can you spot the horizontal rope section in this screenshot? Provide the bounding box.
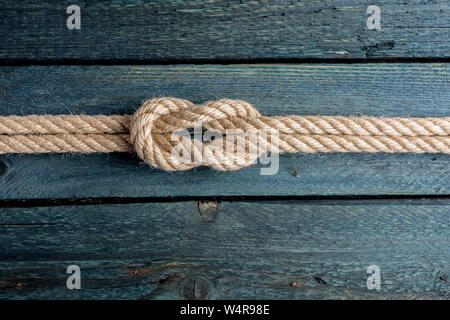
[2,114,449,136]
[0,115,131,135]
[0,134,131,154]
[1,133,448,155]
[1,97,449,171]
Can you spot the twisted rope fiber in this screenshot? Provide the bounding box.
[1,97,449,171]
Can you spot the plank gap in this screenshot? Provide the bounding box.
[0,194,449,209]
[1,57,449,67]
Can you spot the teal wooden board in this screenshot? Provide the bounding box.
[0,199,449,299]
[0,0,448,61]
[1,152,449,200]
[0,64,448,199]
[2,64,448,117]
[0,0,448,303]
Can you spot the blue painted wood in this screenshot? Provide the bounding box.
[0,0,448,302]
[0,64,448,199]
[1,152,449,200]
[2,64,448,117]
[0,0,448,60]
[0,199,449,299]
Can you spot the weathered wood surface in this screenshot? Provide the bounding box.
[1,152,449,200]
[0,0,448,61]
[0,64,448,199]
[0,199,449,299]
[2,64,449,117]
[0,0,448,303]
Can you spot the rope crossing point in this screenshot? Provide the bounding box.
[0,97,449,171]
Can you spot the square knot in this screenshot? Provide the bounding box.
[129,97,263,171]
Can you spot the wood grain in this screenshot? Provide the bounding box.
[0,0,448,61]
[0,0,448,303]
[0,64,448,199]
[0,199,449,299]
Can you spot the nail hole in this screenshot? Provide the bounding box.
[289,167,298,177]
[313,276,327,285]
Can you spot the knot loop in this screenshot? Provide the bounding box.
[129,97,264,171]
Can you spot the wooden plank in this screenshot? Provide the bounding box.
[0,199,449,299]
[0,64,449,199]
[1,152,449,199]
[0,0,448,61]
[1,64,448,117]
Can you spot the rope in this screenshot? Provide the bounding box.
[1,97,449,171]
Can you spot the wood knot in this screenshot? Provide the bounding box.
[179,275,213,300]
[197,201,219,222]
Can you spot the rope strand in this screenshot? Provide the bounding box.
[0,115,130,135]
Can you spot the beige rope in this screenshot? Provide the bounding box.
[1,97,449,171]
[0,115,130,135]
